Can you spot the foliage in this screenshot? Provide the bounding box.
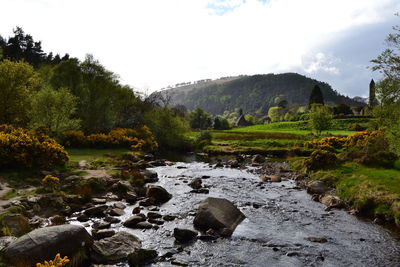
[41,175,60,192]
[305,149,338,170]
[165,73,362,116]
[0,60,42,126]
[268,107,283,122]
[309,105,333,135]
[309,85,324,107]
[333,103,352,115]
[36,253,70,267]
[190,108,212,129]
[0,125,69,169]
[304,136,346,151]
[195,131,212,149]
[144,108,189,149]
[341,129,398,167]
[29,87,81,136]
[61,126,158,151]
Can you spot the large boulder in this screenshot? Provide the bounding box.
[146,185,172,204]
[90,231,141,263]
[4,224,93,266]
[173,228,198,243]
[193,197,245,236]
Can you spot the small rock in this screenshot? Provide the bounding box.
[306,180,330,195]
[163,215,176,221]
[132,206,141,214]
[92,229,115,240]
[190,188,209,194]
[128,248,158,266]
[84,205,108,218]
[189,178,202,189]
[307,237,328,243]
[92,198,107,205]
[93,221,111,230]
[148,218,164,225]
[173,228,198,243]
[104,216,120,223]
[109,208,125,216]
[136,222,153,229]
[147,212,162,219]
[113,203,126,209]
[124,215,145,228]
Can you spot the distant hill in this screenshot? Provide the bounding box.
[162,73,365,115]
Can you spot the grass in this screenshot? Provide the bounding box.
[67,148,130,165]
[309,162,400,224]
[199,118,366,154]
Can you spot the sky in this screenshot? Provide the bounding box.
[1,0,400,97]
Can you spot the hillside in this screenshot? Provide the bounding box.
[164,73,365,115]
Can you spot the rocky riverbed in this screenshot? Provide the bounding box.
[2,155,400,266]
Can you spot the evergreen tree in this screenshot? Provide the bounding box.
[309,85,324,107]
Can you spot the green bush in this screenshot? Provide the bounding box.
[195,131,212,149]
[305,149,338,170]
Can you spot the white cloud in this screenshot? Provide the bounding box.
[303,52,341,75]
[0,0,399,94]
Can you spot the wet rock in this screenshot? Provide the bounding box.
[147,211,162,219]
[252,154,265,164]
[174,228,198,243]
[193,197,246,236]
[306,180,331,195]
[104,216,121,223]
[128,248,158,266]
[148,205,159,211]
[77,213,90,222]
[91,231,141,263]
[163,215,177,221]
[112,181,134,196]
[139,198,154,207]
[189,178,202,189]
[132,206,142,214]
[92,229,115,240]
[190,188,209,194]
[136,221,153,229]
[113,203,126,209]
[50,215,66,225]
[171,259,189,266]
[109,208,125,216]
[1,214,30,236]
[28,216,46,229]
[123,215,145,228]
[269,175,282,182]
[319,195,344,209]
[148,218,164,225]
[307,237,328,243]
[0,236,17,251]
[146,185,172,204]
[93,221,111,230]
[92,198,107,204]
[84,205,108,217]
[142,170,159,183]
[4,225,93,266]
[227,160,240,168]
[125,192,138,204]
[215,161,224,168]
[286,251,299,257]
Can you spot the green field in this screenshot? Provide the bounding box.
[67,148,130,164]
[201,119,363,154]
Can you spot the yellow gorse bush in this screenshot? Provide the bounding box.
[36,253,70,267]
[61,126,158,151]
[0,125,69,169]
[42,175,60,191]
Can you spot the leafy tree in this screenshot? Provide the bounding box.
[371,15,400,153]
[333,103,352,115]
[244,114,255,125]
[309,105,333,135]
[29,87,80,136]
[309,85,324,107]
[190,108,212,129]
[0,60,42,125]
[268,107,283,122]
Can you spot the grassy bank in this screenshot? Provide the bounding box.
[306,161,400,226]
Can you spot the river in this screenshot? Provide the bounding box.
[70,158,400,266]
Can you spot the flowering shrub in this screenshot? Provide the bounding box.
[0,125,69,169]
[342,129,398,167]
[60,126,158,151]
[36,253,70,267]
[42,175,60,192]
[305,136,346,151]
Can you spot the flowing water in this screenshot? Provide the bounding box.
[70,159,400,266]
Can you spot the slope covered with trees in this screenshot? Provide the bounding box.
[166,73,364,115]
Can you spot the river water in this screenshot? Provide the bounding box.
[70,159,400,267]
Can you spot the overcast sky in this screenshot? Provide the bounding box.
[1,0,400,97]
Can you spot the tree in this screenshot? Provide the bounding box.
[309,85,324,107]
[268,107,283,122]
[29,87,80,136]
[309,105,333,135]
[190,108,212,129]
[371,14,400,153]
[333,103,352,115]
[0,60,42,125]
